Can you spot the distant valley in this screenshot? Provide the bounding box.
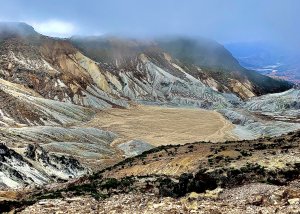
[226,42,300,83]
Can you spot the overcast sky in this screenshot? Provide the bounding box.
[0,0,299,48]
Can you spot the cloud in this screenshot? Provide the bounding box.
[29,20,76,38]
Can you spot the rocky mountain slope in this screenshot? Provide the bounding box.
[246,88,300,121]
[72,36,293,99]
[221,88,300,139]
[0,22,293,110]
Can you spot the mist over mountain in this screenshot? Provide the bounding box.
[0,22,38,38]
[1,0,299,47]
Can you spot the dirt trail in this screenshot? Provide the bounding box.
[85,105,238,147]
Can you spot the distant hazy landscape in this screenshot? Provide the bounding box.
[226,42,300,83]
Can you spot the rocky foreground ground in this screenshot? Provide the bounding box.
[0,130,298,213]
[19,182,300,214]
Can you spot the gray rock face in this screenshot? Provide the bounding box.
[0,125,117,189]
[0,78,95,126]
[245,89,300,121]
[118,140,155,157]
[25,144,87,179]
[1,126,118,159]
[0,143,88,189]
[217,89,300,139]
[219,108,300,140]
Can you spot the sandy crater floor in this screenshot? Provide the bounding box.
[87,105,238,147]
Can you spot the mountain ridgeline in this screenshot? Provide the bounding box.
[71,36,293,99]
[157,38,294,94]
[0,22,293,103]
